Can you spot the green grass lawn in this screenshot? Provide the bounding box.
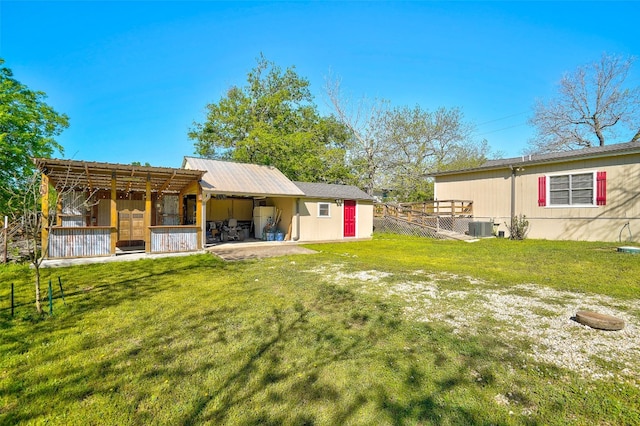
[1,235,639,425]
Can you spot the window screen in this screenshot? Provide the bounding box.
[549,173,594,206]
[318,203,330,217]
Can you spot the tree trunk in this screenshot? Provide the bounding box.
[593,116,606,146]
[34,266,42,314]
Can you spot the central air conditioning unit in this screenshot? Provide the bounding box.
[468,221,493,237]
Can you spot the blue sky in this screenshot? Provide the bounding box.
[2,1,639,168]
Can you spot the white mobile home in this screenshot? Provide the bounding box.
[431,141,640,242]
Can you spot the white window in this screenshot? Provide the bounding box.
[548,173,595,206]
[318,203,330,217]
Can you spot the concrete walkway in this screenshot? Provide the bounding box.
[435,229,480,241]
[40,250,207,268]
[40,241,319,267]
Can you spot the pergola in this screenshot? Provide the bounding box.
[35,158,204,194]
[34,158,205,258]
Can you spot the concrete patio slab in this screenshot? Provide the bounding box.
[207,241,317,261]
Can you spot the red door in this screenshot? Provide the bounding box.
[343,200,356,237]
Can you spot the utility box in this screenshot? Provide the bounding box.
[468,221,493,237]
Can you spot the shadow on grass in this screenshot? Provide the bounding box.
[2,255,556,425]
[1,254,223,316]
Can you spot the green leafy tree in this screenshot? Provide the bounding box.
[189,55,351,183]
[0,58,69,213]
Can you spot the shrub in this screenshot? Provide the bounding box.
[506,214,529,240]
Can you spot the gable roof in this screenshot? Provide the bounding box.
[430,140,640,177]
[183,157,304,197]
[293,181,373,201]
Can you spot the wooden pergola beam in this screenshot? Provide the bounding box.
[157,171,177,196]
[85,164,94,192]
[126,169,135,194]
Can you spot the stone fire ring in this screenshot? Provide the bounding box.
[575,310,625,331]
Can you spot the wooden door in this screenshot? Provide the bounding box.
[119,209,145,241]
[131,210,145,240]
[119,210,132,241]
[343,200,356,237]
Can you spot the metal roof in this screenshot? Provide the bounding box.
[429,140,640,177]
[293,181,373,201]
[183,157,305,197]
[34,158,205,193]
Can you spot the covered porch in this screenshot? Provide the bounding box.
[35,158,205,258]
[182,157,305,245]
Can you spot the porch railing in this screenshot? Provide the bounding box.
[47,225,201,258]
[374,200,473,219]
[48,226,112,258]
[150,226,199,253]
[374,200,473,234]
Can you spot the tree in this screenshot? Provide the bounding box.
[0,59,69,213]
[325,77,391,195]
[6,172,47,313]
[381,105,488,201]
[326,77,488,200]
[189,54,351,183]
[528,53,640,153]
[6,168,96,314]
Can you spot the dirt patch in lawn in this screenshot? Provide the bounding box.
[305,264,640,385]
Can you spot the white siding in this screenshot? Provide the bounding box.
[435,153,640,242]
[297,199,373,242]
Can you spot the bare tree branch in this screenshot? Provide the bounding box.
[7,166,97,314]
[528,53,640,153]
[324,76,391,195]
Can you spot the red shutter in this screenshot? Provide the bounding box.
[596,171,607,206]
[538,176,546,207]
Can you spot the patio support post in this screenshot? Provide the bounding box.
[145,173,151,253]
[41,174,49,257]
[451,200,455,231]
[196,183,203,249]
[510,166,516,232]
[201,192,211,247]
[56,193,62,226]
[110,171,117,255]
